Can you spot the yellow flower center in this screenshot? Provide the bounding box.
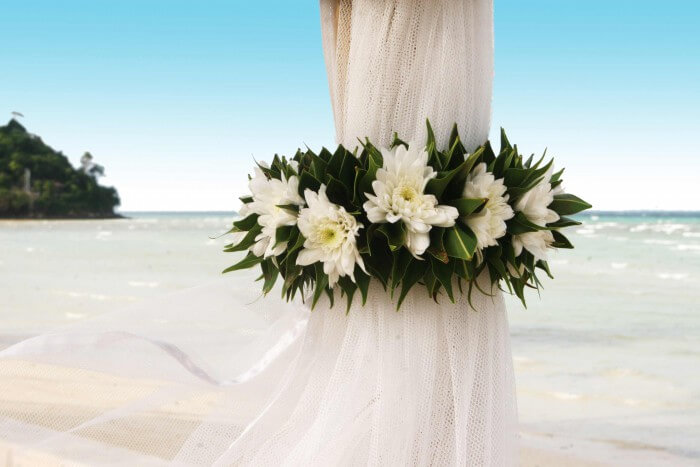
[398,185,418,202]
[320,227,338,245]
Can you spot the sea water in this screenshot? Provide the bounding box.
[1,211,699,462]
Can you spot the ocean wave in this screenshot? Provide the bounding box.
[54,290,111,301]
[676,244,700,251]
[609,236,629,241]
[128,281,160,288]
[657,272,689,280]
[546,391,582,401]
[630,223,691,235]
[96,231,113,240]
[610,262,627,269]
[65,312,86,319]
[643,239,676,245]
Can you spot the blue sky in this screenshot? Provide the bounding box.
[1,1,698,211]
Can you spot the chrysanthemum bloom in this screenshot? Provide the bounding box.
[512,167,560,261]
[296,186,366,286]
[462,162,514,251]
[363,145,458,257]
[239,166,305,258]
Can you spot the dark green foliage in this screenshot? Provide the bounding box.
[224,122,592,311]
[0,120,120,218]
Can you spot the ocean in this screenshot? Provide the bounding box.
[1,211,699,463]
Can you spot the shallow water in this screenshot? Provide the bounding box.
[506,212,700,461]
[1,211,699,462]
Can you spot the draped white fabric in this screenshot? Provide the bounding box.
[321,0,494,150]
[0,0,517,465]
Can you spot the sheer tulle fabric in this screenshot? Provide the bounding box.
[0,0,518,465]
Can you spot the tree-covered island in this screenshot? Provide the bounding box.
[0,119,121,218]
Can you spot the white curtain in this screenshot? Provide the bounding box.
[321,0,494,150]
[0,1,517,465]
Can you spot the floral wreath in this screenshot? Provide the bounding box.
[224,122,591,311]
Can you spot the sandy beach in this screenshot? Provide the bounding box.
[0,359,695,466]
[0,361,670,467]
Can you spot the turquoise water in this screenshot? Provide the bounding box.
[1,211,699,461]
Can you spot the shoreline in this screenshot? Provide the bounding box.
[0,214,127,220]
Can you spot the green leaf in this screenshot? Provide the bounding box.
[397,260,429,310]
[507,212,548,235]
[445,224,478,260]
[222,252,263,273]
[377,222,406,251]
[427,227,449,263]
[318,147,333,162]
[524,158,554,187]
[485,248,508,281]
[298,171,322,198]
[547,216,582,228]
[326,146,345,178]
[310,153,328,180]
[536,260,554,279]
[285,231,305,257]
[391,249,413,292]
[503,168,529,187]
[551,230,574,249]
[276,204,300,214]
[507,176,544,201]
[274,225,294,247]
[366,143,383,170]
[358,156,380,201]
[224,224,262,252]
[364,236,392,287]
[454,259,474,280]
[233,213,259,231]
[445,124,467,169]
[311,263,329,309]
[338,148,359,184]
[260,259,279,294]
[391,132,409,150]
[325,175,351,207]
[439,146,484,200]
[423,267,440,299]
[324,287,335,308]
[355,268,371,305]
[448,198,486,217]
[426,119,436,147]
[352,167,367,204]
[481,141,497,167]
[430,257,455,302]
[550,168,565,183]
[337,276,358,313]
[549,194,593,216]
[500,128,512,153]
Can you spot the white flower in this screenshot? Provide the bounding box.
[296,186,366,287]
[512,230,555,262]
[514,167,559,227]
[512,167,560,261]
[363,145,458,257]
[462,163,514,251]
[237,167,305,258]
[553,182,565,196]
